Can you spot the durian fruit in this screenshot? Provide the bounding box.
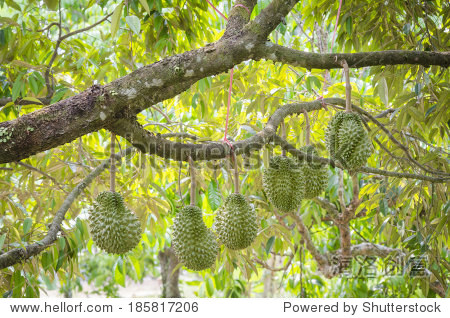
[325,112,371,169]
[172,205,218,271]
[298,145,329,199]
[262,155,304,212]
[89,191,142,254]
[215,193,258,250]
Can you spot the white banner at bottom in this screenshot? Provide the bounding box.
[0,298,448,318]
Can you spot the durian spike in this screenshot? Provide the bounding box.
[110,133,116,192]
[281,120,286,156]
[231,150,239,194]
[341,59,352,113]
[302,110,311,146]
[188,156,196,205]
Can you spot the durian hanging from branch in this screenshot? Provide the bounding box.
[171,156,218,271]
[215,150,258,250]
[325,60,371,170]
[89,133,142,254]
[262,120,304,213]
[298,110,329,199]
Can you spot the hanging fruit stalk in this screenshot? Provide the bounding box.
[188,155,196,205]
[299,110,328,199]
[281,120,286,156]
[110,133,116,192]
[341,60,352,113]
[325,60,371,169]
[88,132,142,254]
[215,150,258,250]
[171,156,218,270]
[302,110,311,146]
[231,150,239,194]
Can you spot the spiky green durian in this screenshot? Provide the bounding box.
[325,112,371,169]
[89,191,142,254]
[298,145,329,199]
[215,193,258,250]
[172,205,218,271]
[262,155,304,212]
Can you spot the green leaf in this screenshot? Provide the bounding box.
[50,88,68,103]
[205,277,214,297]
[126,15,141,36]
[207,180,221,211]
[378,77,389,107]
[114,258,126,287]
[58,237,65,250]
[23,217,32,235]
[28,76,39,95]
[128,255,142,279]
[5,0,21,11]
[139,0,151,14]
[111,3,124,38]
[43,0,58,10]
[265,236,275,255]
[22,97,43,104]
[0,234,6,250]
[345,16,352,35]
[11,76,24,101]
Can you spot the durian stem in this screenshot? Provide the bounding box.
[302,110,310,146]
[231,150,239,194]
[281,120,286,156]
[341,60,352,113]
[110,133,116,192]
[188,156,196,205]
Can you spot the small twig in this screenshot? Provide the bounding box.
[151,105,172,123]
[143,122,173,132]
[36,22,60,33]
[353,104,450,176]
[161,132,198,140]
[43,11,113,103]
[253,252,295,272]
[288,211,329,269]
[16,161,67,193]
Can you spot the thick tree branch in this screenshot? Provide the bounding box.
[104,98,450,183]
[1,4,448,170]
[0,0,292,163]
[108,99,324,161]
[349,243,405,259]
[245,0,299,40]
[257,44,450,69]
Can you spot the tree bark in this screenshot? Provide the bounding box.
[158,247,181,298]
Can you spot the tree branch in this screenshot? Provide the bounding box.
[257,44,450,69]
[245,0,299,40]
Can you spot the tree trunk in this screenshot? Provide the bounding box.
[158,247,181,298]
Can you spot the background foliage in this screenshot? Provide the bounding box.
[0,0,448,297]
